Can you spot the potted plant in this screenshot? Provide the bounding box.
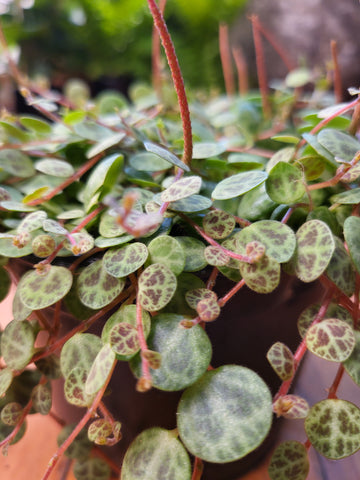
[1,1,360,480]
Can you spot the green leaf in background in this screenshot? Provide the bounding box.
[103,242,148,278]
[35,159,74,177]
[60,333,102,378]
[203,210,235,239]
[266,162,305,205]
[147,235,185,275]
[297,303,353,339]
[344,216,360,275]
[343,331,360,387]
[129,152,172,172]
[239,254,280,294]
[266,342,294,381]
[161,176,202,202]
[326,236,356,296]
[18,266,73,310]
[0,149,35,178]
[175,236,207,272]
[85,344,116,395]
[1,320,35,370]
[212,171,268,200]
[317,128,360,162]
[294,220,335,282]
[177,365,272,463]
[192,141,227,159]
[121,427,191,480]
[144,141,190,172]
[73,457,111,480]
[31,384,52,415]
[1,403,23,426]
[268,441,309,480]
[0,367,13,397]
[130,313,211,391]
[305,399,360,459]
[306,318,355,362]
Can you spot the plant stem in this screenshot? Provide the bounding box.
[191,456,204,480]
[219,23,235,97]
[218,279,246,307]
[41,361,116,480]
[0,398,33,450]
[151,0,167,99]
[232,46,249,96]
[327,364,345,399]
[251,15,271,118]
[147,0,193,167]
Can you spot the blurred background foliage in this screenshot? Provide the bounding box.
[1,0,248,91]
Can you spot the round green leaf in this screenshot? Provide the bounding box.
[77,260,125,309]
[266,342,294,381]
[266,147,296,172]
[0,367,13,397]
[272,395,310,420]
[18,266,73,310]
[64,367,95,407]
[0,149,35,178]
[268,441,309,480]
[20,116,52,134]
[101,304,151,361]
[318,128,360,162]
[203,210,236,240]
[31,384,52,415]
[121,427,191,480]
[305,399,360,459]
[161,176,202,203]
[109,323,140,356]
[266,162,305,205]
[12,287,32,321]
[85,343,116,395]
[295,220,335,282]
[130,313,211,391]
[17,210,47,233]
[162,273,205,315]
[147,236,185,275]
[297,303,353,338]
[306,318,355,362]
[138,263,177,312]
[192,142,226,159]
[175,237,207,272]
[103,242,148,278]
[86,132,126,158]
[212,171,268,200]
[88,419,113,445]
[344,216,360,275]
[32,234,56,258]
[130,152,171,172]
[331,187,360,205]
[177,365,272,463]
[167,194,212,213]
[1,320,35,370]
[326,236,356,296]
[35,159,74,177]
[239,254,280,294]
[144,141,190,172]
[204,245,230,266]
[73,457,111,480]
[1,402,23,426]
[60,333,102,378]
[235,220,296,263]
[343,331,360,386]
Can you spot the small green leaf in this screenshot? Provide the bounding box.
[60,333,102,378]
[177,366,272,463]
[0,149,35,178]
[138,263,177,311]
[31,384,52,415]
[77,260,125,309]
[86,132,126,158]
[306,318,355,362]
[297,303,353,338]
[240,254,280,294]
[331,188,360,205]
[109,323,140,356]
[192,142,226,159]
[42,219,67,235]
[266,162,305,204]
[1,402,23,426]
[17,210,47,233]
[130,152,172,171]
[103,242,148,278]
[121,427,191,480]
[175,237,207,272]
[144,141,190,172]
[285,68,312,87]
[266,342,294,381]
[341,163,360,183]
[130,313,211,391]
[32,234,56,257]
[266,147,296,172]
[237,183,276,221]
[235,220,296,263]
[20,116,52,134]
[344,216,360,275]
[35,159,74,177]
[297,154,325,181]
[268,441,309,480]
[1,320,35,370]
[305,399,360,459]
[161,176,202,203]
[273,395,310,420]
[318,128,360,162]
[203,210,235,239]
[295,220,335,282]
[18,266,73,310]
[212,171,268,200]
[88,419,113,445]
[204,245,230,266]
[64,367,95,407]
[147,235,185,275]
[73,457,111,480]
[167,194,212,213]
[74,121,113,141]
[326,236,356,296]
[85,344,116,395]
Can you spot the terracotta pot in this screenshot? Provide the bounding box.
[9,258,324,480]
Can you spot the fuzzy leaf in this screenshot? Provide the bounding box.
[138,263,177,311]
[175,237,207,272]
[103,242,148,278]
[203,210,235,239]
[35,158,74,177]
[306,318,355,362]
[85,344,116,395]
[17,210,47,233]
[130,152,172,171]
[64,367,95,407]
[212,171,267,200]
[1,402,23,426]
[144,141,190,172]
[266,342,294,381]
[268,441,309,480]
[160,176,202,203]
[192,142,226,159]
[147,235,185,275]
[77,260,125,309]
[109,323,140,356]
[273,395,310,419]
[235,220,296,263]
[31,384,52,415]
[121,427,191,480]
[0,149,35,177]
[305,399,360,459]
[131,313,211,391]
[0,368,13,397]
[60,333,102,378]
[297,303,353,338]
[204,245,230,266]
[32,234,56,257]
[177,366,272,463]
[1,320,35,370]
[318,128,360,162]
[294,220,335,282]
[88,419,113,445]
[18,266,73,310]
[344,216,360,275]
[266,161,305,204]
[326,236,356,296]
[167,194,212,212]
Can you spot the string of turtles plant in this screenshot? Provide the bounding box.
[0,1,360,479]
